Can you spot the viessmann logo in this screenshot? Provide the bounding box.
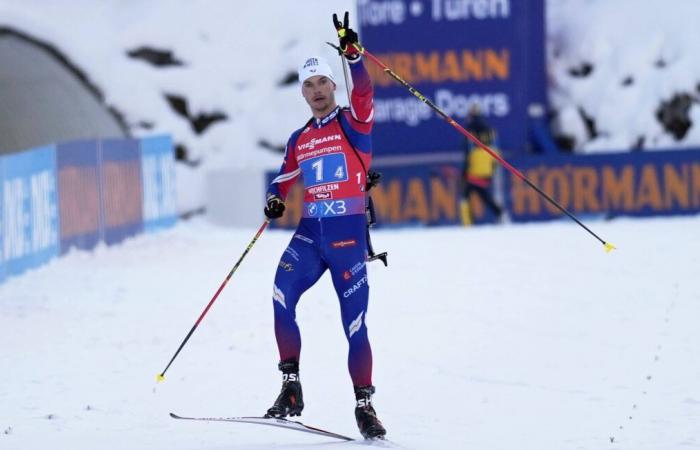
[297,134,342,151]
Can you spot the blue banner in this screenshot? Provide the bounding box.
[367,163,460,226]
[100,138,144,245]
[1,145,60,277]
[265,162,464,228]
[358,0,546,157]
[267,148,700,228]
[141,135,177,232]
[505,149,700,221]
[57,140,102,253]
[1,135,176,285]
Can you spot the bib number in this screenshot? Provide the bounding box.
[301,153,349,187]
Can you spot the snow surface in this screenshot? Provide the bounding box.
[2,216,700,449]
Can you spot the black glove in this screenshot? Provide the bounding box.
[366,170,382,191]
[333,12,362,59]
[264,195,285,219]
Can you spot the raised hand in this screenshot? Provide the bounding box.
[332,11,363,59]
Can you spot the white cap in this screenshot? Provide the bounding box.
[298,56,335,84]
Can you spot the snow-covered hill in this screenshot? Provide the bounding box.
[0,0,356,170]
[1,0,698,168]
[548,0,700,152]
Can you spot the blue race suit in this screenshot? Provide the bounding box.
[267,57,375,386]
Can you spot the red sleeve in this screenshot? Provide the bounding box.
[267,131,302,201]
[347,57,374,133]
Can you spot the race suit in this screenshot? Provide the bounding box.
[267,57,374,387]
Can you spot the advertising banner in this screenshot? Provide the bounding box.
[1,145,60,277]
[505,149,700,221]
[265,160,464,229]
[56,140,102,253]
[141,135,177,232]
[267,149,700,229]
[100,138,143,245]
[357,0,546,158]
[1,135,176,285]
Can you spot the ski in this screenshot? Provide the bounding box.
[169,412,354,441]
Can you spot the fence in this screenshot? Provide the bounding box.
[0,135,176,284]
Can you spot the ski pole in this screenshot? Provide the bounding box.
[355,44,615,253]
[156,219,271,382]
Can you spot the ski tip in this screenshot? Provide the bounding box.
[604,242,616,253]
[169,412,180,419]
[156,373,165,383]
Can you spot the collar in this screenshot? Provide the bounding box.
[313,106,341,128]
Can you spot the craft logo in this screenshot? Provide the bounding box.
[343,275,368,298]
[315,192,332,200]
[332,239,357,248]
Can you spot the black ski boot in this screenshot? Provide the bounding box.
[266,360,304,417]
[354,385,386,439]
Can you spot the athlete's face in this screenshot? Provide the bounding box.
[302,75,337,118]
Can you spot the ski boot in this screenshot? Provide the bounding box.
[266,360,304,417]
[354,385,386,439]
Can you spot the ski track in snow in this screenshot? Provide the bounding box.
[1,216,699,449]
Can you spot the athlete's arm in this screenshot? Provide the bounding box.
[267,130,303,201]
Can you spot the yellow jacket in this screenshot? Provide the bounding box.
[466,145,498,179]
